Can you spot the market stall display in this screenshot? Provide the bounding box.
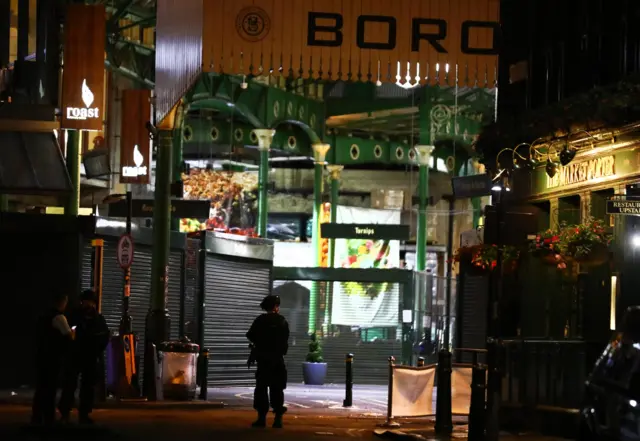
[180,168,258,236]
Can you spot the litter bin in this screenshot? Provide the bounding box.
[158,339,200,401]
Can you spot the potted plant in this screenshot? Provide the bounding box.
[302,333,327,385]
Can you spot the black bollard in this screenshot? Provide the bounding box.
[199,348,209,400]
[417,357,425,367]
[343,353,354,407]
[434,349,453,434]
[485,339,502,441]
[468,363,487,441]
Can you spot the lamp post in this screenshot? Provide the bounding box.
[324,165,344,331]
[415,145,435,272]
[254,129,275,238]
[309,143,330,335]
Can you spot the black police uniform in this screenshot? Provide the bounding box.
[32,308,70,425]
[58,300,109,422]
[246,299,290,427]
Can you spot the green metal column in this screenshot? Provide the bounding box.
[415,146,435,271]
[150,130,173,312]
[309,143,330,335]
[170,125,183,231]
[254,129,275,238]
[324,165,344,331]
[64,130,81,216]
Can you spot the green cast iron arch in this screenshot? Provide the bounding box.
[269,119,321,145]
[188,98,263,128]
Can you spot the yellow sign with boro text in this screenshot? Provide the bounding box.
[201,0,500,86]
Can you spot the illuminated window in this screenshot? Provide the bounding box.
[9,0,38,63]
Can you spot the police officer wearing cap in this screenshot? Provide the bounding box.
[58,290,109,424]
[246,294,290,428]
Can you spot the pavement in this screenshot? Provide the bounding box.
[0,385,569,441]
[0,404,569,441]
[0,384,396,417]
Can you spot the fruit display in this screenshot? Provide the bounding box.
[179,168,259,235]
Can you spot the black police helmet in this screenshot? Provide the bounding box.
[260,295,280,311]
[81,289,98,303]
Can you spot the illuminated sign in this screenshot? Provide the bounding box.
[121,145,148,178]
[606,200,640,215]
[546,155,616,189]
[60,4,105,131]
[65,80,100,121]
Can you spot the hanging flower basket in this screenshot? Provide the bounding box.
[529,217,611,270]
[568,240,610,267]
[452,244,520,274]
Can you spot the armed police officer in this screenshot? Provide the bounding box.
[58,289,109,424]
[246,295,290,429]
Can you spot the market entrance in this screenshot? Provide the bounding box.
[273,266,420,385]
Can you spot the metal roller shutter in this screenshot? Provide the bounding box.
[81,241,94,291]
[129,244,153,377]
[167,250,182,340]
[101,240,124,332]
[183,239,199,342]
[275,280,402,385]
[204,254,271,387]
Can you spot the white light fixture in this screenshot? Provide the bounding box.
[633,235,640,248]
[610,275,618,330]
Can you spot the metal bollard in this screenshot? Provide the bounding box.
[434,349,453,434]
[199,348,209,400]
[343,353,354,407]
[468,363,487,441]
[417,357,425,367]
[485,339,502,441]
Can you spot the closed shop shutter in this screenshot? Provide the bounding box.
[129,244,153,378]
[101,240,124,332]
[167,250,182,340]
[81,241,94,291]
[457,269,489,364]
[204,254,271,387]
[275,280,402,386]
[183,239,199,342]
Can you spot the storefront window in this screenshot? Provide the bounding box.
[591,189,614,223]
[558,195,581,225]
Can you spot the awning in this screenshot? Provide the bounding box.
[0,131,72,195]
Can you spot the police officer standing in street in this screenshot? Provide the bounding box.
[58,289,109,424]
[246,295,290,429]
[31,292,74,426]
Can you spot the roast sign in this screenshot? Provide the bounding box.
[66,79,100,121]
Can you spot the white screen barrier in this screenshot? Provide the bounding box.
[451,366,473,415]
[386,363,479,421]
[389,365,436,418]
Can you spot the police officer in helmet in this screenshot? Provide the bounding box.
[246,294,290,428]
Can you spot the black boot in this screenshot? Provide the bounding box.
[251,413,267,428]
[272,413,283,429]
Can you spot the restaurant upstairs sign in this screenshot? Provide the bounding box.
[60,4,106,131]
[200,0,499,87]
[546,155,616,190]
